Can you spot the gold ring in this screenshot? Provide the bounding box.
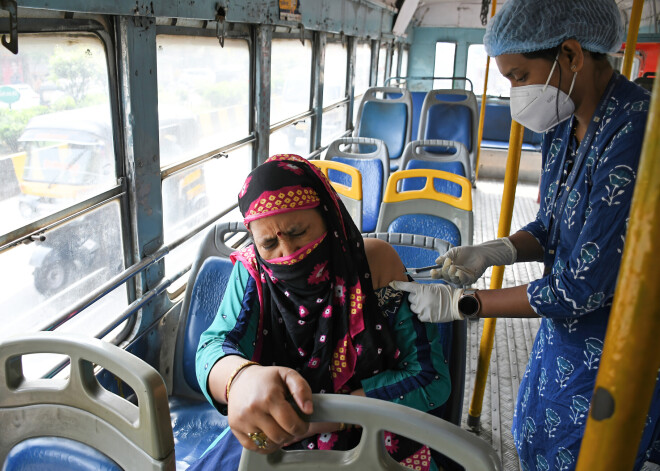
[248,431,269,449]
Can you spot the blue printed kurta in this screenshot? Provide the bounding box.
[514,74,660,470]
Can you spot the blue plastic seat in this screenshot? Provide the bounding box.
[478,98,543,151]
[325,137,389,233]
[311,159,363,230]
[169,222,249,470]
[418,89,479,184]
[376,169,473,252]
[355,87,412,170]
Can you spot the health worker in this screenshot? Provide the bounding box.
[391,0,660,468]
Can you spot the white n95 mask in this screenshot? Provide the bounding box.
[509,58,577,133]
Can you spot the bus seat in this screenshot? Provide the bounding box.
[325,137,389,233]
[362,232,451,282]
[410,91,427,141]
[376,169,473,248]
[355,86,412,169]
[0,332,175,471]
[400,139,470,195]
[479,99,543,151]
[238,394,501,471]
[311,159,363,230]
[362,232,467,429]
[170,222,250,469]
[418,89,478,184]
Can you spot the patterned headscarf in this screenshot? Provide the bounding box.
[232,154,398,393]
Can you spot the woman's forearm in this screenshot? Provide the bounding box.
[207,354,253,405]
[509,231,544,263]
[476,285,539,318]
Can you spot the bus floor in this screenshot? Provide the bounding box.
[467,180,660,471]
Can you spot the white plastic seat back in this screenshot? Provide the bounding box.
[0,332,175,471]
[238,394,501,471]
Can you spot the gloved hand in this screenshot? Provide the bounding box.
[389,280,464,323]
[431,238,517,285]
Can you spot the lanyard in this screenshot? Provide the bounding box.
[545,72,621,266]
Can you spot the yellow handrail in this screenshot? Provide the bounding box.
[474,0,497,181]
[621,0,644,79]
[576,60,660,471]
[382,168,472,211]
[467,120,523,430]
[310,160,363,200]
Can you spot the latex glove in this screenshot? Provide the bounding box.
[431,238,517,285]
[389,280,464,323]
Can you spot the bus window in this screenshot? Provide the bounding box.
[433,42,456,89]
[0,201,127,342]
[0,34,126,335]
[353,41,372,124]
[466,44,512,97]
[376,43,388,86]
[156,35,250,167]
[401,47,409,78]
[164,145,251,289]
[270,38,313,154]
[157,35,250,247]
[321,41,348,146]
[1,34,115,225]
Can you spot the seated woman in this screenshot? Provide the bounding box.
[191,154,451,470]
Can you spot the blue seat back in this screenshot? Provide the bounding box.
[183,257,235,394]
[388,215,461,267]
[359,101,408,158]
[424,104,472,152]
[355,87,412,163]
[410,91,426,141]
[331,156,383,232]
[325,137,389,233]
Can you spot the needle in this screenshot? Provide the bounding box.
[404,264,443,275]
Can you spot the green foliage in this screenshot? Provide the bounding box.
[0,107,47,153]
[199,81,248,107]
[49,46,104,105]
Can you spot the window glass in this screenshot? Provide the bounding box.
[321,105,347,146]
[162,144,252,248]
[270,121,311,156]
[376,44,388,86]
[401,48,409,78]
[466,44,511,97]
[354,42,372,96]
[434,42,456,89]
[0,34,116,229]
[392,47,399,78]
[323,42,347,106]
[271,39,313,124]
[156,36,250,167]
[0,201,127,342]
[164,144,251,287]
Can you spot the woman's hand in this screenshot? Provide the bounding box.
[432,238,517,285]
[390,281,464,323]
[227,365,313,453]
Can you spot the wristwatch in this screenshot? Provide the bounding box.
[458,289,481,319]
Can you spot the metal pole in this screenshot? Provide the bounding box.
[576,60,660,471]
[467,120,523,430]
[621,0,644,79]
[475,0,497,181]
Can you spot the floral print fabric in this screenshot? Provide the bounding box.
[514,74,660,470]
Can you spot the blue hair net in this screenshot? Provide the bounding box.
[483,0,625,57]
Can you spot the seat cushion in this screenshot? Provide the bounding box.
[3,437,121,471]
[169,396,229,470]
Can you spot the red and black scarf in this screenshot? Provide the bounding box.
[232,154,397,394]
